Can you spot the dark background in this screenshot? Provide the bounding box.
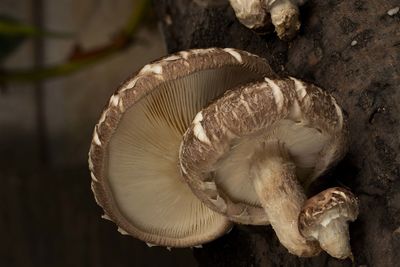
[0,0,196,266]
[1,0,400,266]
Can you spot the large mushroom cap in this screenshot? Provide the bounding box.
[179,77,347,225]
[88,48,275,247]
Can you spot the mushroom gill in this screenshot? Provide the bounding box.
[89,48,275,247]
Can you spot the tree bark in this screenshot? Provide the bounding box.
[153,0,400,266]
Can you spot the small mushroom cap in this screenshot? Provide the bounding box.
[229,0,307,38]
[179,78,347,224]
[298,187,359,238]
[89,48,275,247]
[229,0,270,30]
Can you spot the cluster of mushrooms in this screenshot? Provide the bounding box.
[88,48,359,260]
[229,0,307,40]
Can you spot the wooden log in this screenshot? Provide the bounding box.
[153,0,400,266]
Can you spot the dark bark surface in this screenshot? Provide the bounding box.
[153,0,400,266]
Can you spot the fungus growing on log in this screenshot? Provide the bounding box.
[179,77,356,256]
[229,0,307,40]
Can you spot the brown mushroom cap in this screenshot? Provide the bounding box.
[229,0,307,39]
[298,187,359,239]
[179,77,347,225]
[229,0,270,30]
[88,48,275,247]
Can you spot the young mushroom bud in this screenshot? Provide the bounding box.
[298,187,359,259]
[229,0,271,31]
[179,77,347,256]
[88,48,276,247]
[229,0,307,40]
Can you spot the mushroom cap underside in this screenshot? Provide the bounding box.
[88,48,275,247]
[179,77,348,225]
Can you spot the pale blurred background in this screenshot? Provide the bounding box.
[0,0,198,266]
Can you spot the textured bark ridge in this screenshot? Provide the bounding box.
[153,0,400,266]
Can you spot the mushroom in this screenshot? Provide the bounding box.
[229,0,307,40]
[229,0,270,31]
[179,77,347,256]
[298,187,359,259]
[88,48,276,247]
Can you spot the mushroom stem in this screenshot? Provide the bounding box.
[250,142,320,257]
[268,0,301,40]
[314,218,352,259]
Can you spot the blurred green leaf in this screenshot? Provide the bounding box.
[0,15,73,38]
[0,15,72,63]
[0,0,150,82]
[0,16,25,62]
[0,15,73,62]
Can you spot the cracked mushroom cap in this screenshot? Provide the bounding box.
[179,78,347,225]
[88,48,275,247]
[298,187,359,239]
